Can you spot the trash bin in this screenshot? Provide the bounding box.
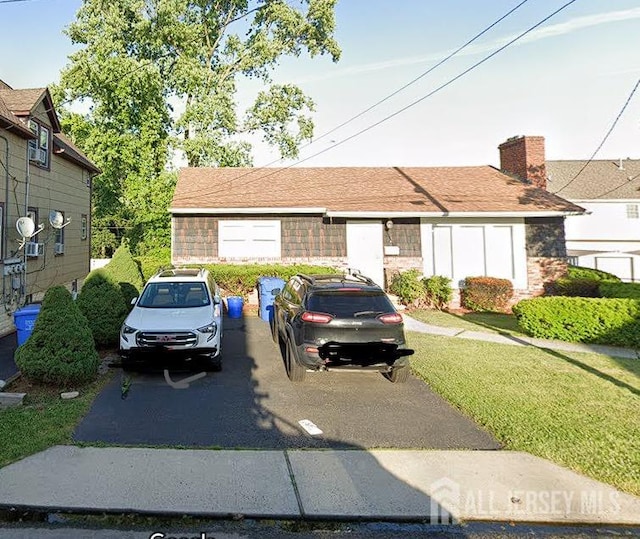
[13,304,42,346]
[258,277,285,322]
[226,296,244,319]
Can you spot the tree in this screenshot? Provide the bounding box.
[55,0,340,252]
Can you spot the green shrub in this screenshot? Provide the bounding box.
[462,276,513,312]
[513,296,640,348]
[205,263,340,298]
[77,269,129,348]
[423,275,453,310]
[14,286,99,386]
[135,247,172,282]
[104,243,144,306]
[551,277,601,298]
[567,265,621,282]
[599,281,640,299]
[389,269,426,305]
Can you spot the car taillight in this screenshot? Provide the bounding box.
[301,311,333,323]
[377,313,403,324]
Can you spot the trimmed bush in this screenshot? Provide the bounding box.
[14,286,99,386]
[513,296,640,348]
[77,269,129,348]
[567,265,621,282]
[389,269,426,306]
[599,281,640,299]
[104,243,144,306]
[551,277,601,298]
[135,247,172,281]
[423,275,453,310]
[205,263,340,298]
[461,276,513,312]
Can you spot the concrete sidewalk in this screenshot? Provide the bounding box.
[0,446,638,525]
[403,315,640,359]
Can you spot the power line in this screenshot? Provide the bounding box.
[0,0,37,4]
[206,0,533,190]
[556,76,640,196]
[179,0,580,204]
[308,0,531,148]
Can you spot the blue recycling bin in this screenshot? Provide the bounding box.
[13,303,42,346]
[258,277,285,322]
[227,296,244,319]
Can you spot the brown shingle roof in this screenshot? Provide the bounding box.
[172,166,585,215]
[0,92,35,138]
[53,133,101,175]
[0,87,61,132]
[547,160,640,200]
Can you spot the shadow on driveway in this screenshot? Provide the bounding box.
[73,315,499,450]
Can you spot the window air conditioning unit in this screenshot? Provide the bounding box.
[37,148,47,164]
[28,146,38,161]
[25,242,43,257]
[54,243,64,255]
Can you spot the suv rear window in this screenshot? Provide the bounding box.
[138,282,210,308]
[307,291,395,318]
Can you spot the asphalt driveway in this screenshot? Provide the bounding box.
[74,315,499,450]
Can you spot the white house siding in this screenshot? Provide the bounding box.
[564,201,640,281]
[420,218,528,290]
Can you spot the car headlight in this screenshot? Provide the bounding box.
[197,322,217,334]
[122,324,137,335]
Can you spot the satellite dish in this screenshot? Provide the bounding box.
[49,210,64,229]
[16,217,36,238]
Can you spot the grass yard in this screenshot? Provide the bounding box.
[409,309,526,336]
[0,373,112,468]
[408,332,640,496]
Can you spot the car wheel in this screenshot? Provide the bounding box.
[387,365,409,384]
[120,352,135,372]
[285,338,306,382]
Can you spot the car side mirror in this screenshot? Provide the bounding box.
[131,297,138,305]
[271,288,281,296]
[214,294,222,304]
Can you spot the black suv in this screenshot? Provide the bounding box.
[272,272,414,383]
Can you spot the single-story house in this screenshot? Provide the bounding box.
[547,159,640,282]
[170,135,585,302]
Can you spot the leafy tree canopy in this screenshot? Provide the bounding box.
[55,1,340,253]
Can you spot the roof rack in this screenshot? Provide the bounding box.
[296,272,377,286]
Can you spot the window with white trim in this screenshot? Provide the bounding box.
[626,204,639,219]
[218,220,281,258]
[28,119,50,169]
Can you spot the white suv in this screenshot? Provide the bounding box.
[119,268,223,371]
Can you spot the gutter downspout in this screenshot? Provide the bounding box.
[1,134,8,302]
[23,143,30,304]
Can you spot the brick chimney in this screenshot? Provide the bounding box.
[498,135,547,189]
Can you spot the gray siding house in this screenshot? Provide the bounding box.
[170,136,584,302]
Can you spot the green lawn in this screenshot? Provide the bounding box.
[408,331,640,496]
[0,374,112,468]
[409,309,526,336]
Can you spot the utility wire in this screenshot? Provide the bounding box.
[203,0,532,188]
[179,0,580,204]
[308,0,531,148]
[556,75,640,196]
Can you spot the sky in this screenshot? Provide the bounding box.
[0,0,639,169]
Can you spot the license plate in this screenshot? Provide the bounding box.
[158,335,175,343]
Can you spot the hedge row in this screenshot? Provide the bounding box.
[461,277,513,312]
[513,297,640,348]
[599,281,640,299]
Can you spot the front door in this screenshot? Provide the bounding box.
[346,221,385,287]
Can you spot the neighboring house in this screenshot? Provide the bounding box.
[547,159,640,282]
[0,80,100,336]
[170,135,585,303]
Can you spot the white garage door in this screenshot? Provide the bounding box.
[218,220,281,258]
